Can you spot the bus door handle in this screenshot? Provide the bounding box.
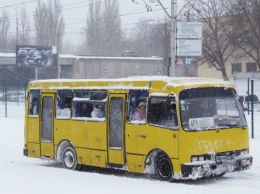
[136,134,146,138]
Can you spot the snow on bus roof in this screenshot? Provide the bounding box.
[29,76,234,91]
[30,76,231,85]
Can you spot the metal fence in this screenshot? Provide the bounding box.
[0,85,27,118]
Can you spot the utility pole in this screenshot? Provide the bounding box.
[149,0,177,77]
[16,8,19,46]
[56,26,61,79]
[185,3,190,77]
[169,0,177,77]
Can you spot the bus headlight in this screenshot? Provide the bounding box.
[191,155,205,162]
[241,149,249,156]
[198,156,205,161]
[191,156,198,162]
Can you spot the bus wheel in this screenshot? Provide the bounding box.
[155,153,173,181]
[62,147,82,170]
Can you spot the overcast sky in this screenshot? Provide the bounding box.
[1,0,184,42]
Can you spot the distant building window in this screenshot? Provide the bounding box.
[246,63,257,72]
[231,63,241,74]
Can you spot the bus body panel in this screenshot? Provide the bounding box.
[74,147,91,165]
[27,143,40,158]
[85,122,107,150]
[27,118,40,143]
[90,149,107,167]
[126,154,146,173]
[179,128,250,164]
[125,124,179,158]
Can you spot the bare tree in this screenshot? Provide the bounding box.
[125,19,170,58]
[226,0,260,70]
[34,1,48,45]
[102,0,122,56]
[83,0,122,56]
[46,0,65,48]
[191,0,237,80]
[130,19,151,56]
[19,5,31,45]
[34,0,65,47]
[0,10,11,50]
[82,0,103,55]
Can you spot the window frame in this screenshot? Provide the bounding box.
[148,94,179,130]
[28,89,40,118]
[127,89,149,124]
[71,89,107,121]
[55,89,73,120]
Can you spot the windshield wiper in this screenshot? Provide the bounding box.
[217,124,239,128]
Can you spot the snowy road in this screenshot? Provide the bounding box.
[0,113,259,194]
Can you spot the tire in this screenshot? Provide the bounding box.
[41,61,46,66]
[155,153,173,181]
[62,147,82,170]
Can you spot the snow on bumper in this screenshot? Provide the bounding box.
[181,154,253,179]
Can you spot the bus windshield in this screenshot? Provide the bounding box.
[179,87,247,131]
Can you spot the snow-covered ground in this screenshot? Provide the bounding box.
[0,79,259,194]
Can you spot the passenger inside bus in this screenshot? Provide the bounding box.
[149,98,178,128]
[133,101,147,121]
[64,96,72,108]
[30,97,38,115]
[80,103,92,117]
[91,103,104,118]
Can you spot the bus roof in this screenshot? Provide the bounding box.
[28,76,235,91]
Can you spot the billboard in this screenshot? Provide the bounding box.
[16,45,56,68]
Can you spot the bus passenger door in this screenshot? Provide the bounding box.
[40,93,55,158]
[108,94,126,166]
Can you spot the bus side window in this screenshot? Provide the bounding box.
[128,90,148,122]
[148,96,178,129]
[56,90,72,119]
[72,90,107,120]
[29,90,40,117]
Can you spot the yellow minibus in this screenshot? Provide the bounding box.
[23,76,253,181]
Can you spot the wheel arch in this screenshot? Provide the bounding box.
[144,148,172,175]
[56,140,73,161]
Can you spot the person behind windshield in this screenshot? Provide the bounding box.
[133,101,147,121]
[198,99,212,117]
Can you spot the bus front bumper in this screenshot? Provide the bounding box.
[181,155,253,179]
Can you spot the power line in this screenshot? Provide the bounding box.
[0,0,38,9]
[4,0,171,44]
[8,5,169,37]
[6,0,104,22]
